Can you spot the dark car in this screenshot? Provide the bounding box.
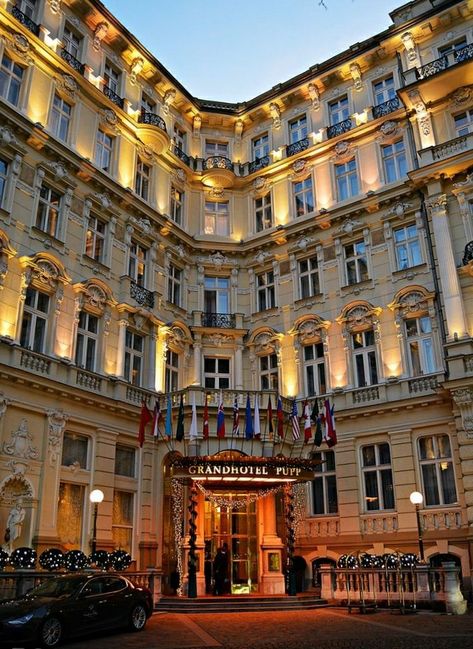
[0,573,153,648]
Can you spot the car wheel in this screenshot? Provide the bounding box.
[39,616,63,648]
[129,603,147,632]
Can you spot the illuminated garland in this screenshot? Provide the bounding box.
[171,478,184,597]
[195,481,284,510]
[293,483,306,540]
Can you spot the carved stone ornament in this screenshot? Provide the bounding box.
[3,419,39,460]
[296,318,324,344]
[253,331,277,354]
[57,74,77,99]
[269,103,281,129]
[308,82,320,110]
[388,201,412,217]
[173,168,187,185]
[343,305,378,332]
[408,90,430,136]
[253,177,269,193]
[209,251,228,267]
[401,31,417,62]
[452,388,473,437]
[297,236,313,251]
[204,333,232,347]
[130,57,144,85]
[334,140,353,160]
[235,120,244,140]
[337,218,362,234]
[46,161,68,181]
[397,291,429,317]
[46,409,68,466]
[168,326,186,350]
[2,33,33,65]
[0,392,12,418]
[0,475,34,505]
[193,115,201,137]
[98,108,119,134]
[84,283,107,311]
[93,22,109,52]
[129,215,152,235]
[254,250,269,265]
[162,88,176,114]
[292,159,307,175]
[350,63,363,91]
[137,143,156,162]
[452,387,473,406]
[449,86,472,107]
[93,192,112,210]
[209,187,225,199]
[425,194,447,216]
[47,0,62,14]
[0,126,16,147]
[379,120,400,139]
[33,259,59,288]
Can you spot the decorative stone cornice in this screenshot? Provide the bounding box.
[425,194,447,216]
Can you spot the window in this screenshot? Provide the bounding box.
[20,287,49,353]
[0,158,8,207]
[344,240,368,285]
[405,316,436,375]
[454,110,473,136]
[255,194,272,232]
[252,134,269,159]
[204,201,229,235]
[95,130,113,172]
[205,141,228,157]
[124,330,144,386]
[16,0,37,19]
[373,75,395,105]
[36,184,61,238]
[128,241,147,286]
[170,186,184,225]
[85,214,106,263]
[173,125,186,151]
[382,140,407,183]
[260,353,278,390]
[112,491,134,554]
[0,54,24,106]
[293,177,314,217]
[257,270,276,311]
[329,96,349,125]
[115,446,136,478]
[51,94,72,142]
[62,433,89,468]
[312,450,338,515]
[352,330,378,387]
[335,159,359,201]
[62,24,82,60]
[289,115,307,143]
[419,435,457,506]
[204,357,230,389]
[438,37,467,57]
[393,224,422,270]
[362,443,394,511]
[204,277,229,313]
[135,159,150,201]
[104,61,120,94]
[75,311,98,371]
[304,343,327,396]
[141,92,155,114]
[57,483,84,550]
[167,263,182,306]
[165,348,179,392]
[299,256,320,298]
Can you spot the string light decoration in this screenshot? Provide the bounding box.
[171,478,184,597]
[10,547,36,569]
[337,554,359,569]
[39,549,64,571]
[89,550,111,570]
[195,482,284,510]
[360,553,373,568]
[64,550,88,571]
[293,483,307,540]
[400,553,418,569]
[371,555,384,569]
[383,553,400,570]
[109,550,132,570]
[187,482,198,598]
[284,484,297,595]
[0,550,9,570]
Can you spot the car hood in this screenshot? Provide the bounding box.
[0,596,53,619]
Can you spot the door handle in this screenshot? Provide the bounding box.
[99,599,107,604]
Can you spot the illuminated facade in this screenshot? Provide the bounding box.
[0,0,473,597]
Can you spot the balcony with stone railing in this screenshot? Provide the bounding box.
[136,111,170,155]
[201,156,236,188]
[360,512,398,535]
[301,517,340,538]
[420,508,465,531]
[10,5,40,36]
[417,133,472,168]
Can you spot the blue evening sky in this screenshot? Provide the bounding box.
[103,0,403,103]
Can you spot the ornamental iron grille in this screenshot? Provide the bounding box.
[103,85,124,110]
[455,43,473,64]
[11,6,40,36]
[130,281,155,309]
[462,241,473,266]
[60,48,85,75]
[204,156,233,171]
[248,155,271,174]
[202,312,236,328]
[172,143,191,166]
[418,56,448,79]
[372,97,400,119]
[286,138,310,157]
[139,111,167,132]
[327,118,353,139]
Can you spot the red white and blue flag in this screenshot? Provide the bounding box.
[152,398,163,439]
[217,392,226,439]
[290,400,300,440]
[324,399,337,448]
[303,400,312,444]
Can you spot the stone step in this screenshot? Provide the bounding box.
[156,595,328,613]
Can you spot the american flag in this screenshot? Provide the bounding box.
[232,396,240,436]
[290,400,300,440]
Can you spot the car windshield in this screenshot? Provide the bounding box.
[29,577,84,598]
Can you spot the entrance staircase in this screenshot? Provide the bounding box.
[155,593,328,613]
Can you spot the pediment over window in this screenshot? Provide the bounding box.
[73,279,116,315]
[247,327,281,354]
[388,286,435,317]
[290,315,330,345]
[337,301,382,332]
[165,321,193,350]
[19,253,70,291]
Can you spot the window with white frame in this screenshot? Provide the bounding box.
[293,177,314,217]
[438,37,467,57]
[418,435,457,506]
[16,0,37,19]
[85,214,106,263]
[51,94,72,142]
[20,287,50,353]
[335,159,359,201]
[373,75,395,105]
[95,129,113,172]
[135,159,150,201]
[62,433,89,468]
[329,96,349,125]
[382,140,407,183]
[173,125,186,151]
[0,158,8,207]
[57,483,84,550]
[260,353,278,391]
[128,240,147,286]
[165,348,179,392]
[170,185,184,225]
[0,54,24,106]
[62,24,82,60]
[140,92,155,114]
[75,311,99,372]
[255,194,272,232]
[115,446,136,478]
[252,133,269,159]
[124,330,144,386]
[167,263,182,306]
[454,110,473,136]
[289,115,308,143]
[304,343,327,396]
[205,140,228,157]
[393,224,422,270]
[257,270,276,311]
[299,255,320,298]
[112,490,134,554]
[362,443,394,511]
[344,240,368,285]
[352,329,378,387]
[312,450,338,515]
[204,357,230,389]
[104,61,120,95]
[405,315,436,375]
[36,184,61,238]
[204,201,229,236]
[204,276,229,314]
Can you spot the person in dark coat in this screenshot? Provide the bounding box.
[213,544,229,595]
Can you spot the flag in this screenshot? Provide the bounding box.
[254,394,261,438]
[232,396,240,437]
[189,393,198,439]
[165,393,173,438]
[245,393,253,440]
[267,396,274,439]
[138,402,152,448]
[276,395,284,438]
[152,398,163,438]
[203,393,209,440]
[303,400,312,444]
[324,399,337,448]
[217,392,225,439]
[176,394,185,442]
[314,414,323,447]
[310,400,318,426]
[291,400,300,440]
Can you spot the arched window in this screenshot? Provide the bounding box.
[337,303,382,388]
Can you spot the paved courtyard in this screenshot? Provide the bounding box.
[59,608,473,649]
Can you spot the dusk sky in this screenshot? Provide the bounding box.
[103,0,403,103]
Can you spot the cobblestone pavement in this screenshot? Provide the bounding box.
[50,607,473,649]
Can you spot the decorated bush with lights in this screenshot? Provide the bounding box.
[337,554,359,569]
[10,547,36,569]
[0,549,9,570]
[400,553,418,569]
[359,553,373,568]
[109,550,132,571]
[89,550,111,570]
[39,549,64,571]
[64,550,88,571]
[383,553,400,569]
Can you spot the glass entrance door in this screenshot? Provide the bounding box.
[204,492,258,594]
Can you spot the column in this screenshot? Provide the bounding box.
[235,343,243,390]
[193,339,202,386]
[147,331,157,390]
[115,318,128,378]
[260,494,285,594]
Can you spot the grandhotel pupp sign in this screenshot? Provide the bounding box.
[171,456,318,482]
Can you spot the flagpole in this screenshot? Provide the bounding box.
[279,417,291,457]
[261,411,267,457]
[309,399,320,456]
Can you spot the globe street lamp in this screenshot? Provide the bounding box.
[90,489,104,555]
[409,491,424,562]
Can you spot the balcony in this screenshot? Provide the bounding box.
[327,117,353,140]
[372,97,400,119]
[130,281,155,309]
[102,85,124,110]
[416,44,473,81]
[136,111,170,154]
[202,156,235,188]
[286,137,310,157]
[201,312,236,328]
[248,155,270,174]
[11,6,40,36]
[171,142,191,167]
[60,48,85,75]
[417,133,472,171]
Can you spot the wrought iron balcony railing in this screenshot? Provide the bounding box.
[171,142,191,166]
[286,137,310,157]
[416,44,473,80]
[248,155,270,174]
[455,43,473,63]
[138,111,167,132]
[372,97,400,119]
[327,117,353,139]
[11,6,40,36]
[462,241,473,266]
[204,156,233,171]
[103,85,124,110]
[130,281,155,309]
[201,312,236,328]
[60,48,85,75]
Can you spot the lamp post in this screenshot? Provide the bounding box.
[89,489,104,555]
[409,491,424,562]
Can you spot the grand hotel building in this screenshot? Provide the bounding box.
[0,0,473,598]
